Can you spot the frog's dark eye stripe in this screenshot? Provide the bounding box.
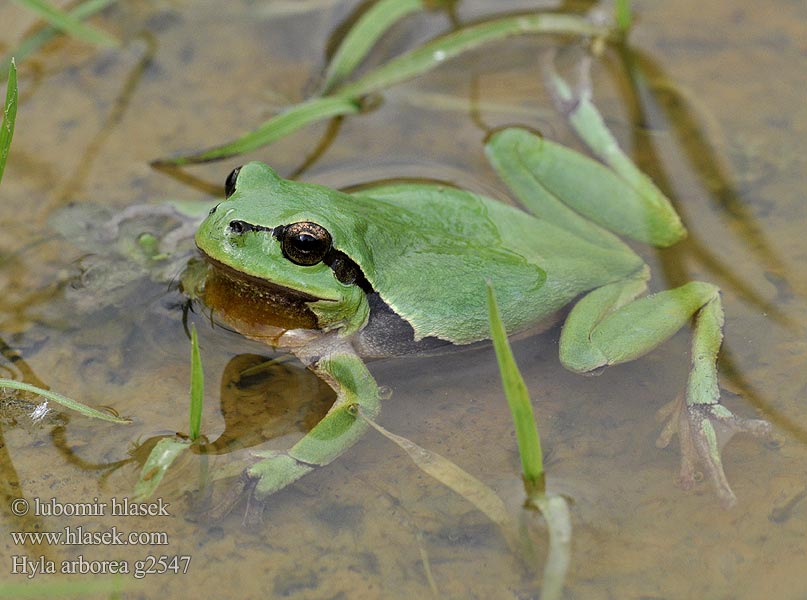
[228,220,272,234]
[224,166,242,198]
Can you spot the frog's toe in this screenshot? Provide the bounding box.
[242,480,268,527]
[203,471,256,522]
[656,395,771,507]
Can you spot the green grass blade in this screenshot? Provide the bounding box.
[1,0,119,81]
[335,13,608,98]
[615,0,632,34]
[530,494,572,600]
[486,283,544,491]
[152,96,362,166]
[0,59,18,185]
[189,324,203,441]
[319,0,428,94]
[11,0,118,47]
[0,378,131,423]
[133,436,192,500]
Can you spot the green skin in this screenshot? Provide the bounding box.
[196,127,770,522]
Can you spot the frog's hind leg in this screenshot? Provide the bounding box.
[560,277,771,506]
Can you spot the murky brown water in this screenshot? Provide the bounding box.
[0,1,806,598]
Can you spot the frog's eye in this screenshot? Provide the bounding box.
[279,221,332,266]
[224,166,242,198]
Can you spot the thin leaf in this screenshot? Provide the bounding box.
[11,0,118,47]
[189,324,203,440]
[319,0,428,94]
[0,59,18,185]
[358,407,521,550]
[486,283,544,490]
[0,378,130,423]
[133,436,192,500]
[152,96,362,166]
[335,13,607,98]
[1,0,119,80]
[529,494,572,600]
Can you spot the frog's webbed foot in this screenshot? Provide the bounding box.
[656,394,772,508]
[203,471,258,524]
[204,468,286,527]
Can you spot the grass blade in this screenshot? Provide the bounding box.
[0,378,130,423]
[319,0,429,94]
[11,0,118,48]
[152,96,362,166]
[358,407,520,550]
[487,284,572,598]
[133,436,192,500]
[0,59,18,185]
[1,0,119,81]
[335,13,607,98]
[486,283,544,492]
[614,0,632,34]
[189,324,203,440]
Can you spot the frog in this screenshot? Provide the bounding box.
[194,125,771,522]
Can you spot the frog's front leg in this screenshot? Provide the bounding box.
[212,334,380,524]
[561,275,771,507]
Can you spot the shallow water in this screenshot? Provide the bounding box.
[0,1,806,598]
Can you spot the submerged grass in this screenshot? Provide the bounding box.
[153,96,363,165]
[154,10,609,165]
[0,58,17,184]
[1,0,120,81]
[189,324,204,440]
[318,0,430,94]
[134,324,205,499]
[0,378,131,423]
[10,0,118,48]
[359,408,521,550]
[0,59,131,426]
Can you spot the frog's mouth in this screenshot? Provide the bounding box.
[199,254,323,332]
[199,253,327,305]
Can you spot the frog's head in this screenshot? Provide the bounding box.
[195,162,371,334]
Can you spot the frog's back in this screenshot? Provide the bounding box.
[349,183,644,344]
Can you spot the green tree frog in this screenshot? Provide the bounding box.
[195,126,770,521]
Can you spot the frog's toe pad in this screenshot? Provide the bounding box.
[657,397,771,508]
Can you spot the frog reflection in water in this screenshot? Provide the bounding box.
[195,127,770,522]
